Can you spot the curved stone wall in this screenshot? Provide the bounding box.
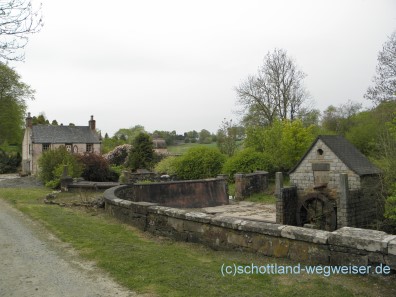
[104,178,229,208]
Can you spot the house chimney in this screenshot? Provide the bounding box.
[26,112,32,128]
[89,115,96,131]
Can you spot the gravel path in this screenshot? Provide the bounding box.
[0,198,144,297]
[0,174,44,188]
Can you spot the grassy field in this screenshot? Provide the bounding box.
[0,187,395,297]
[167,142,217,154]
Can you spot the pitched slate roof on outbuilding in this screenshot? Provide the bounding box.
[290,135,381,176]
[31,125,101,144]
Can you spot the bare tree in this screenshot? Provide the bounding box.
[0,0,42,61]
[236,48,309,126]
[365,30,396,104]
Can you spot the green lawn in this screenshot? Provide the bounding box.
[167,142,217,154]
[0,187,395,297]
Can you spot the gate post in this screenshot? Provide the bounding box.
[338,173,349,228]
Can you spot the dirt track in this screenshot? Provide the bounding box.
[0,176,144,297]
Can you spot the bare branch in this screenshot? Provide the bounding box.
[0,0,43,61]
[236,48,309,126]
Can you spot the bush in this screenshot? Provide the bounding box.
[38,146,82,188]
[0,149,21,173]
[222,148,272,180]
[154,156,178,175]
[174,147,226,180]
[77,153,119,182]
[103,144,132,166]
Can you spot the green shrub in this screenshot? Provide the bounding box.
[174,147,226,180]
[0,149,21,173]
[38,146,82,188]
[222,148,272,180]
[154,156,178,175]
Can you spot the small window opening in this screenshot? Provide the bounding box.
[317,149,324,155]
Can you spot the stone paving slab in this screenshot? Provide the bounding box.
[198,201,276,223]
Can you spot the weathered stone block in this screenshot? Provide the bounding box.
[384,254,396,270]
[185,212,212,223]
[330,251,368,266]
[167,217,184,232]
[328,227,396,253]
[227,231,251,248]
[210,216,243,229]
[183,220,207,233]
[281,226,330,244]
[388,238,396,255]
[273,239,289,258]
[238,221,286,237]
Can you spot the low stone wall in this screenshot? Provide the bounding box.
[112,177,228,208]
[104,188,396,271]
[234,171,268,200]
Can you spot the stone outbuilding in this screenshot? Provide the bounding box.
[278,135,382,231]
[152,138,168,155]
[21,114,101,175]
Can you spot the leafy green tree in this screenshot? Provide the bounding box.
[127,132,154,171]
[216,118,242,156]
[222,148,271,179]
[32,113,49,125]
[0,62,34,145]
[321,100,362,135]
[173,147,226,180]
[152,130,177,145]
[245,119,316,172]
[115,125,146,143]
[198,129,212,144]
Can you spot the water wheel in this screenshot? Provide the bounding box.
[296,193,336,231]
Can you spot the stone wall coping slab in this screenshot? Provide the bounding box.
[328,227,396,253]
[388,238,396,256]
[238,220,287,237]
[281,226,330,244]
[185,212,212,223]
[210,216,244,229]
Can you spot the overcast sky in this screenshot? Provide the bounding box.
[11,0,396,136]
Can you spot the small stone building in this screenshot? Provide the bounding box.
[22,114,101,175]
[152,138,168,155]
[284,135,382,230]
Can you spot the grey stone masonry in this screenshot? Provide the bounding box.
[234,171,268,200]
[104,186,396,271]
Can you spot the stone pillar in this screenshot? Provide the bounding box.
[275,172,284,224]
[60,165,73,192]
[234,173,245,201]
[338,173,349,228]
[275,172,283,198]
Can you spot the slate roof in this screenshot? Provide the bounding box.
[31,125,101,144]
[290,135,381,176]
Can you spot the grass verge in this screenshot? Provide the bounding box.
[0,188,395,297]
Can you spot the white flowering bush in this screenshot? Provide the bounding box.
[103,144,132,166]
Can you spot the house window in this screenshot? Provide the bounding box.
[86,143,93,153]
[42,143,51,151]
[65,144,73,152]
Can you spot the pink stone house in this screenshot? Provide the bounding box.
[21,114,101,175]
